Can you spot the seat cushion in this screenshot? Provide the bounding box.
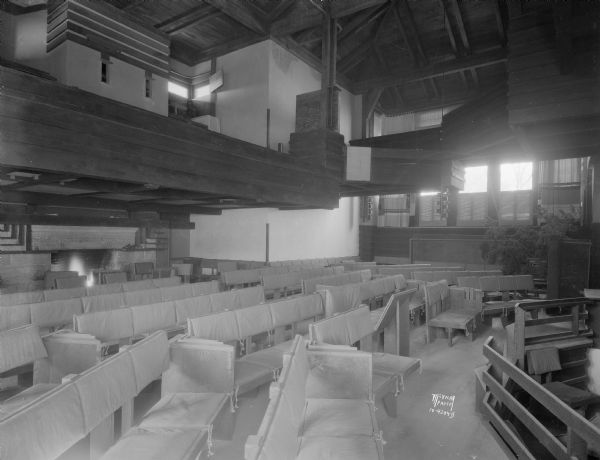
[234,360,274,394]
[371,353,422,378]
[100,427,208,460]
[297,435,382,460]
[429,310,476,329]
[239,347,287,371]
[301,399,377,437]
[139,393,227,429]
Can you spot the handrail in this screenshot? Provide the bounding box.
[514,297,593,312]
[483,337,600,453]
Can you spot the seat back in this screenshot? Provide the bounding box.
[0,325,47,374]
[43,287,87,302]
[309,305,373,346]
[54,276,87,290]
[74,309,134,343]
[457,276,480,289]
[30,298,83,329]
[187,310,241,343]
[102,271,128,284]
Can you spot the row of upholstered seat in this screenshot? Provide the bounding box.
[269,256,351,267]
[0,280,222,331]
[412,269,503,285]
[316,274,410,317]
[308,301,422,413]
[245,335,385,460]
[74,285,266,344]
[1,330,231,460]
[302,269,372,295]
[0,276,183,307]
[372,265,465,278]
[457,274,535,292]
[186,294,324,396]
[261,266,343,297]
[222,263,344,288]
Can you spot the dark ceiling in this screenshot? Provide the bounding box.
[105,0,509,115]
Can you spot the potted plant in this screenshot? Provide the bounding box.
[480,208,581,276]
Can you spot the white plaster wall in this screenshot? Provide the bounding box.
[48,41,168,115]
[267,40,356,149]
[0,9,49,72]
[190,197,359,261]
[190,208,269,261]
[267,41,321,151]
[267,197,359,260]
[215,41,270,146]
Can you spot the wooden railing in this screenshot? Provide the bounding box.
[481,336,600,460]
[511,298,593,375]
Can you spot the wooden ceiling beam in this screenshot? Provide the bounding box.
[330,0,389,19]
[192,33,268,63]
[0,208,196,229]
[154,4,221,35]
[270,0,387,36]
[448,0,470,53]
[391,1,417,65]
[294,26,321,45]
[493,0,506,44]
[203,0,267,35]
[440,0,458,55]
[396,0,428,65]
[352,48,507,92]
[267,0,296,22]
[0,190,223,215]
[339,4,389,42]
[0,172,78,190]
[338,41,373,74]
[270,35,353,89]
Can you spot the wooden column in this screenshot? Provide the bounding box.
[320,12,337,130]
[488,161,500,222]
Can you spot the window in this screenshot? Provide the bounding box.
[418,193,446,226]
[168,81,189,99]
[500,162,532,191]
[100,53,110,83]
[193,84,210,99]
[460,165,487,193]
[145,71,152,98]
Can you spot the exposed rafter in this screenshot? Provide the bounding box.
[353,48,507,92]
[395,0,428,65]
[204,0,267,35]
[267,0,296,22]
[448,0,470,53]
[154,4,221,35]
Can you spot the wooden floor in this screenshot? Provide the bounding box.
[210,321,510,460]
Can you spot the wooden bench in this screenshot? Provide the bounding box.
[186,294,325,399]
[316,274,411,317]
[261,266,342,299]
[302,269,371,295]
[245,335,385,460]
[1,331,229,460]
[308,300,421,417]
[506,298,594,387]
[424,280,483,346]
[73,285,266,356]
[0,280,221,332]
[479,336,600,460]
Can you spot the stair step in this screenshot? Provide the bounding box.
[525,336,594,352]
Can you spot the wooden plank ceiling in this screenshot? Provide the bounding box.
[104,0,509,115]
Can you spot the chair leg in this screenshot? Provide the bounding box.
[447,328,453,347]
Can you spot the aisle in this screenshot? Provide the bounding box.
[381,324,509,460]
[211,324,509,460]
